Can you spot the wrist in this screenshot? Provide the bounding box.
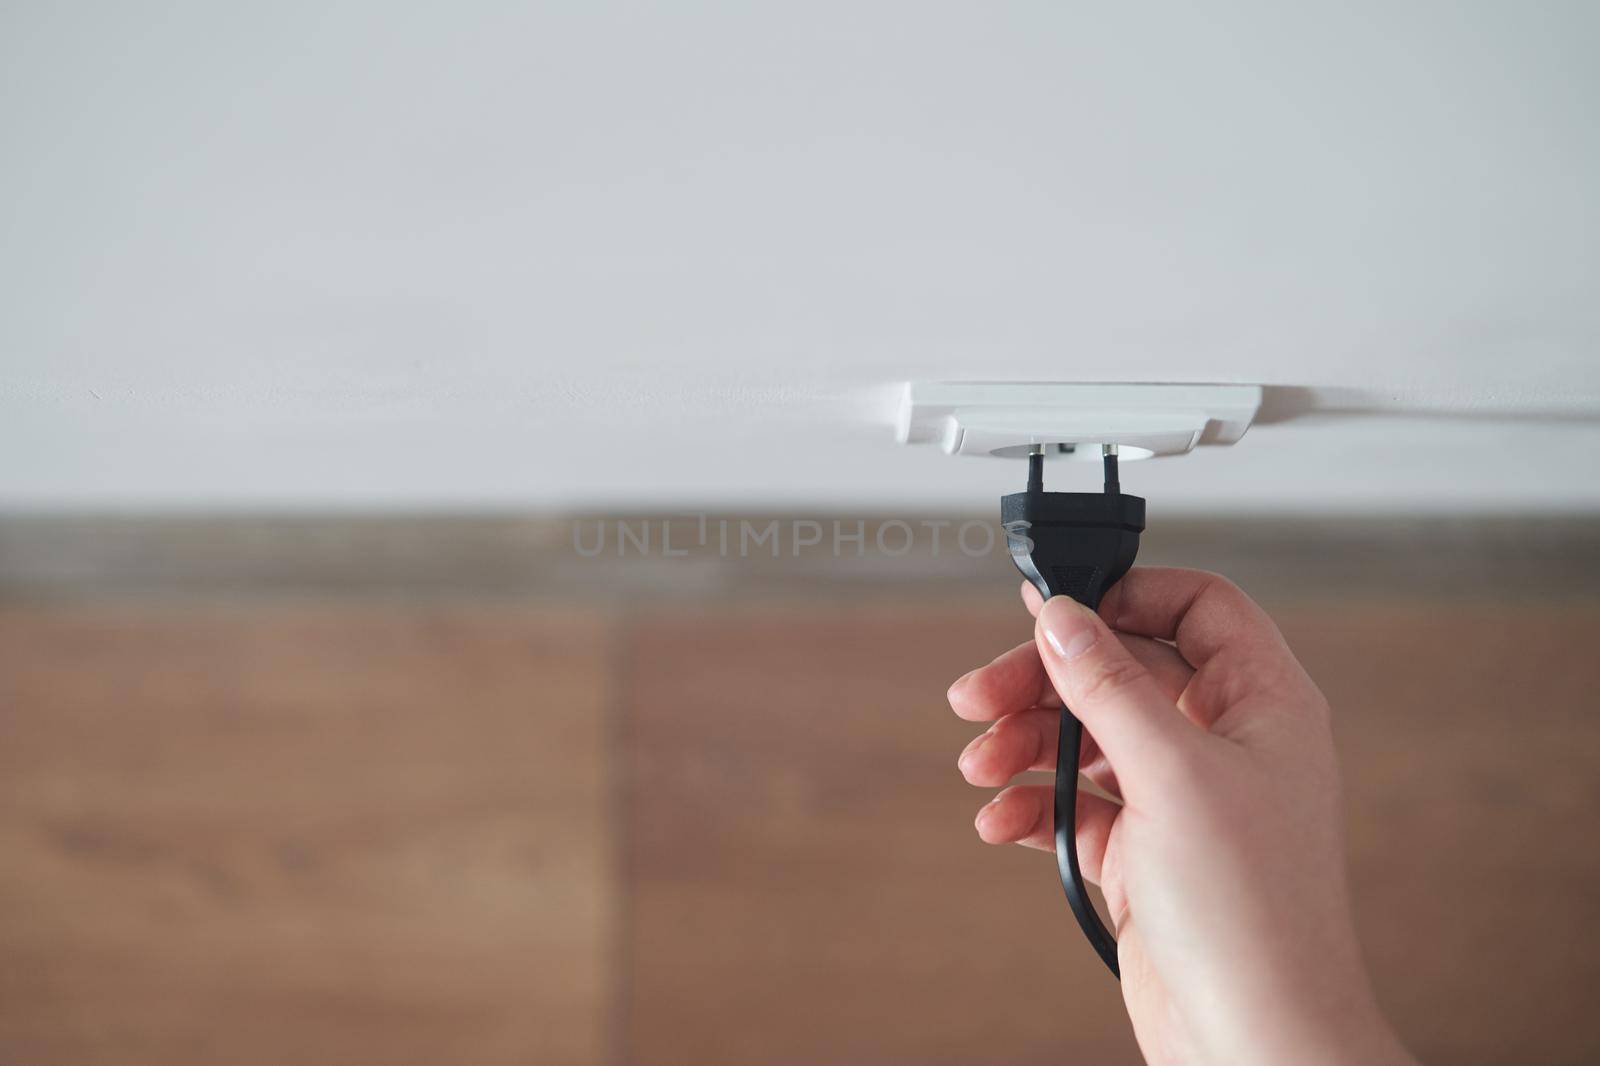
[1230,1000,1414,1066]
[1194,961,1413,1066]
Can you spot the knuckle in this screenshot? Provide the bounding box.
[990,712,1048,768]
[989,711,1024,743]
[1185,569,1251,610]
[1196,570,1247,606]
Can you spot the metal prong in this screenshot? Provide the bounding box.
[1027,444,1045,493]
[1102,443,1120,495]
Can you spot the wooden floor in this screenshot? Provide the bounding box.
[2,518,1599,1064]
[0,605,616,1065]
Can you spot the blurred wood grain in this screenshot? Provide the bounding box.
[1285,603,1600,1066]
[1,517,1598,1064]
[0,604,617,1066]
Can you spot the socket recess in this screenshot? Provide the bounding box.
[895,382,1262,461]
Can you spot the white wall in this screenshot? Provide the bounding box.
[3,2,1597,511]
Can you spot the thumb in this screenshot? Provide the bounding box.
[1034,596,1200,795]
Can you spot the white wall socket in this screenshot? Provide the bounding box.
[895,382,1263,461]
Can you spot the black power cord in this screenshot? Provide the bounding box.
[1001,445,1145,979]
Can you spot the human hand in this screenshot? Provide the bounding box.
[947,568,1415,1066]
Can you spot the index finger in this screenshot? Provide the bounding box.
[949,632,1196,723]
[1097,567,1295,672]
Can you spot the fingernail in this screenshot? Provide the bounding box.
[947,670,976,699]
[957,731,990,773]
[1040,598,1097,662]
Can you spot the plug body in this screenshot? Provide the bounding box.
[1002,490,1145,608]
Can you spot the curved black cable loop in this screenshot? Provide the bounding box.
[1056,704,1120,979]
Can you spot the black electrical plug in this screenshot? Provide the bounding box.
[1001,444,1145,979]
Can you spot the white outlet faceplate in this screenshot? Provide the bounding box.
[895,382,1263,460]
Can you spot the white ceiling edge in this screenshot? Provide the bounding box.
[3,381,1597,514]
[2,3,1598,513]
